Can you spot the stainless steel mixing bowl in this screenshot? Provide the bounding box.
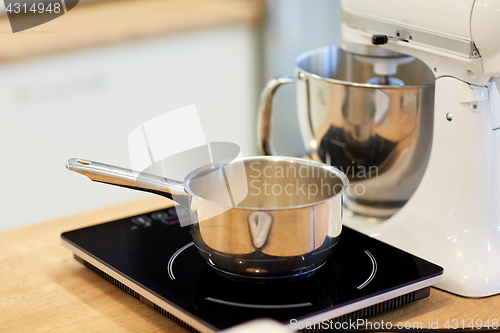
[259,45,435,217]
[67,156,348,283]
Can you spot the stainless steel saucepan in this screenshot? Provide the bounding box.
[66,156,348,283]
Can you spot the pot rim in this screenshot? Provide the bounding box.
[183,155,349,211]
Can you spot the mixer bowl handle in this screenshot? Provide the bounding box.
[257,76,295,155]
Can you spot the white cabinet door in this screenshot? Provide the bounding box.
[0,25,258,230]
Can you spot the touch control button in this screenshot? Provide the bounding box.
[131,216,152,226]
[151,210,179,226]
[151,212,169,220]
[160,219,179,226]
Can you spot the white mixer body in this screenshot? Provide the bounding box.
[341,0,500,297]
[342,0,474,40]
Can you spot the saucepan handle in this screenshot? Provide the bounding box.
[258,76,296,156]
[65,158,190,207]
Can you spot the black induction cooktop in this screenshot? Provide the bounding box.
[61,206,443,332]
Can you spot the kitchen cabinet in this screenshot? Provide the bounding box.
[0,0,263,231]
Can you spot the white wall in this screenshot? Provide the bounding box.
[264,0,342,156]
[0,25,259,231]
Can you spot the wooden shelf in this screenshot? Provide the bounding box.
[0,0,264,63]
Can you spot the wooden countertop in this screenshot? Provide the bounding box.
[1,196,499,332]
[0,0,264,63]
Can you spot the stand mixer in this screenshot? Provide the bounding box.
[340,0,500,297]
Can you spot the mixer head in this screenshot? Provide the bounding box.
[340,0,500,84]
